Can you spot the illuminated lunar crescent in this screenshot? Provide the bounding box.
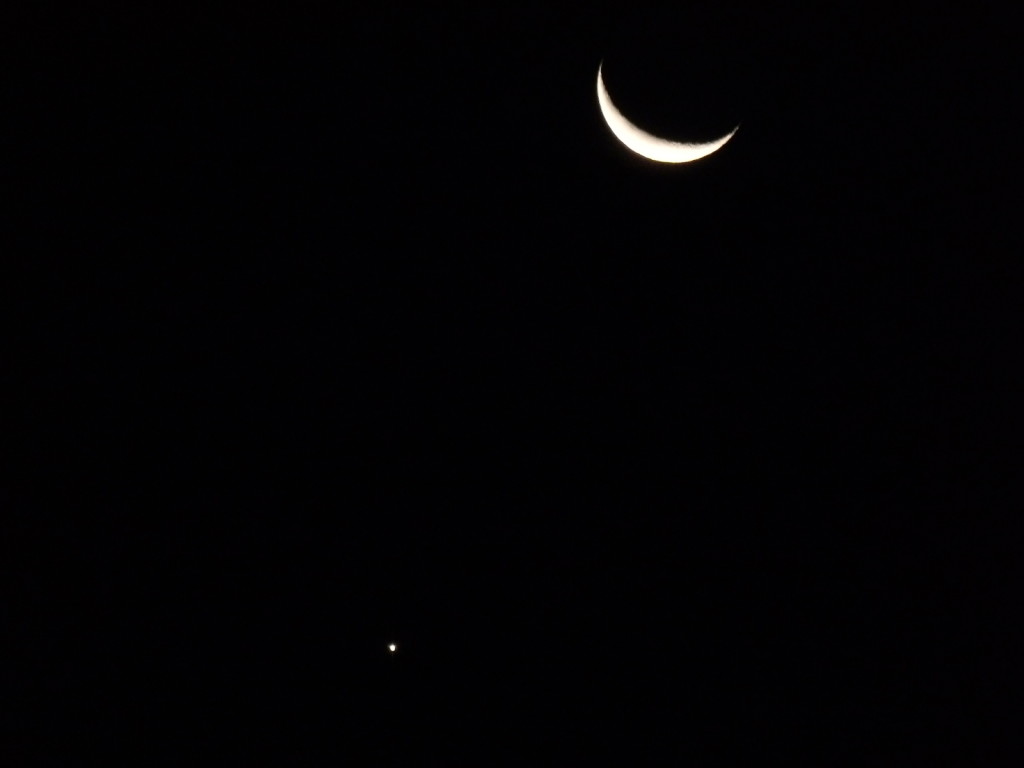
[596,62,738,164]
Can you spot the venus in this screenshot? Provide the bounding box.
[596,61,738,164]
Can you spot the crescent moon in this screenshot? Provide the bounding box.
[596,62,738,164]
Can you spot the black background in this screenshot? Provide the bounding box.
[4,2,1021,764]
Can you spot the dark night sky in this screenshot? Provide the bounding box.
[4,3,1021,764]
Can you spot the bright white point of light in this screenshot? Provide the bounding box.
[388,643,397,652]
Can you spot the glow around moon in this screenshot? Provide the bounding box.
[596,62,738,164]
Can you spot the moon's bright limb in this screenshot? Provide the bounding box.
[596,62,738,163]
